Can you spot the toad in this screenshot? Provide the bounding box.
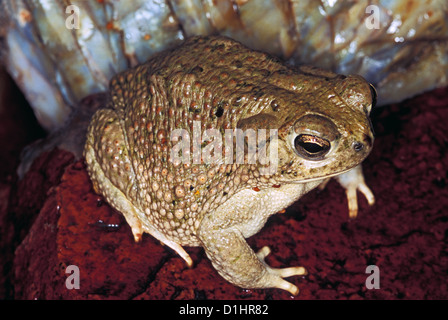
[84,36,376,295]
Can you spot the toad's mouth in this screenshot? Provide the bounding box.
[276,163,359,184]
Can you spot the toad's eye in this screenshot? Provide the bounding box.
[369,84,377,108]
[294,134,331,160]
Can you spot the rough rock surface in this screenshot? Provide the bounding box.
[1,67,447,299]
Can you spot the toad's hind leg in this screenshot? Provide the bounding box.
[198,223,306,295]
[84,109,192,267]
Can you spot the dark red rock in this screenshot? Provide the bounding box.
[2,83,448,299]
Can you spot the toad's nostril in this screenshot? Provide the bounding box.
[363,133,373,147]
[353,141,364,152]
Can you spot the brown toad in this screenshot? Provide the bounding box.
[84,36,376,295]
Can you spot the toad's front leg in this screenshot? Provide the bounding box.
[335,164,375,219]
[318,164,375,218]
[198,217,306,295]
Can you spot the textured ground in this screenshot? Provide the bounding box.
[0,67,447,300]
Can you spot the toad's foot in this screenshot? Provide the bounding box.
[199,225,305,295]
[256,246,307,295]
[335,164,375,219]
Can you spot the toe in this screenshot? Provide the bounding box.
[256,246,271,260]
[273,278,299,296]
